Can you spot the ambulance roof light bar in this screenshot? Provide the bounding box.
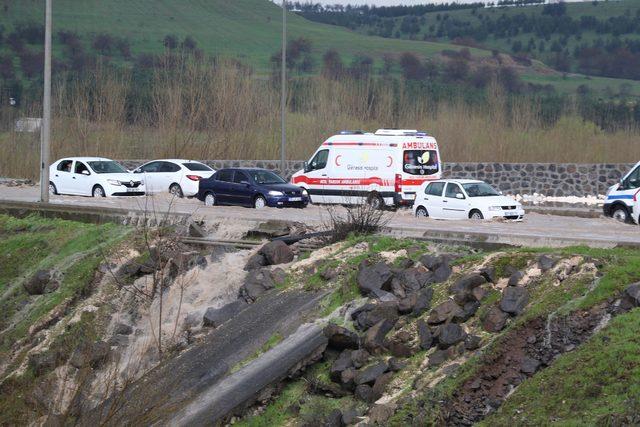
[338,130,367,135]
[374,129,428,136]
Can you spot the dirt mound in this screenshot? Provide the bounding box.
[445,302,613,425]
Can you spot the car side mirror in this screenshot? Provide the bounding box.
[133,168,142,174]
[456,193,464,199]
[303,161,309,173]
[81,170,90,176]
[499,191,503,195]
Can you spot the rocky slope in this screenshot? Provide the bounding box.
[2,213,640,426]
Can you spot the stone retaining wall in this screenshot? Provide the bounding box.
[120,160,636,197]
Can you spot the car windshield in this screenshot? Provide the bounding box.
[183,162,213,171]
[250,170,286,184]
[88,161,127,174]
[462,182,500,197]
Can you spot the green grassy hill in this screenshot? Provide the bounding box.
[1,0,486,71]
[4,0,639,96]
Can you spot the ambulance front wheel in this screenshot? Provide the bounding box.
[367,192,384,210]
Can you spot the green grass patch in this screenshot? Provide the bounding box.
[0,214,129,356]
[491,252,533,278]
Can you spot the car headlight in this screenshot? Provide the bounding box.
[268,190,284,196]
[488,206,502,211]
[301,188,308,196]
[107,179,122,186]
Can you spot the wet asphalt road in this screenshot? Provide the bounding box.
[1,185,638,247]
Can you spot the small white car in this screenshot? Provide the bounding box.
[133,159,215,197]
[413,179,525,220]
[49,157,144,197]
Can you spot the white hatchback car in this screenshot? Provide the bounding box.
[133,159,215,197]
[413,179,525,220]
[49,157,144,197]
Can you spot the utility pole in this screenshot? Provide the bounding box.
[280,0,287,176]
[40,0,52,203]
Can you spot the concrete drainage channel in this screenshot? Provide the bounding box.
[81,290,330,426]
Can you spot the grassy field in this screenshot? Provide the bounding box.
[2,0,637,96]
[1,0,485,71]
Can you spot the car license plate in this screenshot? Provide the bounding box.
[126,187,137,192]
[289,197,302,202]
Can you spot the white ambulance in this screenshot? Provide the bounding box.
[291,129,442,208]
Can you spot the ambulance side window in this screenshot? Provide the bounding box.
[308,150,329,171]
[624,166,640,189]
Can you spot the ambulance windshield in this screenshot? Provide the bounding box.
[251,170,286,185]
[403,150,439,175]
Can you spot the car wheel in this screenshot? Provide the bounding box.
[469,209,484,220]
[204,193,216,207]
[416,206,428,218]
[169,183,184,198]
[254,195,267,209]
[367,193,384,210]
[612,206,629,223]
[48,182,57,195]
[92,185,105,198]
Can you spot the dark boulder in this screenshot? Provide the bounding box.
[342,408,361,425]
[364,319,394,353]
[622,282,640,309]
[449,274,486,295]
[355,384,375,403]
[432,263,453,283]
[394,267,433,294]
[398,288,433,316]
[330,350,354,382]
[340,368,357,389]
[24,269,58,295]
[520,356,541,375]
[353,301,398,330]
[395,258,415,269]
[508,271,524,287]
[324,409,343,427]
[371,371,394,400]
[427,300,464,325]
[428,349,448,367]
[203,300,247,328]
[69,340,110,369]
[420,254,450,271]
[464,335,482,351]
[259,240,294,265]
[244,253,267,271]
[471,286,487,302]
[355,361,388,386]
[456,301,480,322]
[350,349,370,368]
[500,287,529,315]
[388,357,407,372]
[416,319,433,350]
[239,269,276,302]
[538,255,557,272]
[436,323,467,349]
[356,261,393,296]
[479,266,496,284]
[324,324,360,350]
[387,339,415,358]
[482,306,508,332]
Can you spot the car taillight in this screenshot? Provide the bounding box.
[395,174,403,193]
[186,175,201,181]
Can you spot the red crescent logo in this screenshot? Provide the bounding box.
[335,155,342,166]
[387,156,393,167]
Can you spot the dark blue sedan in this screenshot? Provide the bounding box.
[197,168,309,209]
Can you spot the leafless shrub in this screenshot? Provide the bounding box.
[323,200,391,243]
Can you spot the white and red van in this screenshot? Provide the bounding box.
[291,129,442,208]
